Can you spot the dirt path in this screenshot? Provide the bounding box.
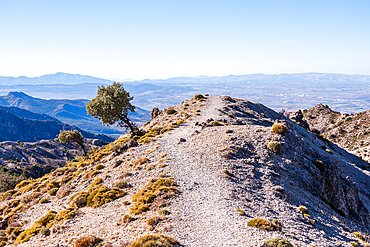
[158,97,265,246]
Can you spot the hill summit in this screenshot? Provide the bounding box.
[0,95,369,247]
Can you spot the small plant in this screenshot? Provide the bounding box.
[222,169,232,176]
[73,234,102,247]
[113,180,129,189]
[194,94,204,100]
[133,157,149,170]
[129,234,180,247]
[47,188,59,196]
[159,209,170,216]
[271,123,287,134]
[298,205,309,214]
[166,108,176,115]
[228,114,234,118]
[184,103,189,106]
[95,164,104,170]
[247,218,281,231]
[122,200,130,205]
[264,237,293,247]
[40,227,50,236]
[350,242,358,247]
[147,216,161,226]
[210,121,222,126]
[122,214,134,223]
[353,232,365,241]
[267,141,282,153]
[39,198,48,204]
[196,109,201,112]
[237,209,245,216]
[313,160,325,172]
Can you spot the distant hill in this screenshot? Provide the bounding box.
[0,92,151,135]
[0,72,112,85]
[0,106,113,142]
[1,72,370,113]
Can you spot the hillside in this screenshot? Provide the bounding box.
[298,104,370,162]
[0,95,369,247]
[0,106,113,143]
[0,92,151,136]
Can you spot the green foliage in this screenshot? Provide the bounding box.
[350,241,358,247]
[47,188,59,196]
[39,198,48,204]
[298,205,309,214]
[194,94,204,100]
[0,168,27,193]
[130,178,178,215]
[271,123,288,134]
[166,108,176,115]
[264,237,293,247]
[58,130,86,155]
[247,218,281,231]
[267,141,282,153]
[40,227,50,236]
[129,234,180,247]
[86,82,139,135]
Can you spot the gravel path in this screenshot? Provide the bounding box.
[158,97,268,246]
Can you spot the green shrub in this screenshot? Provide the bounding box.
[247,218,281,231]
[40,227,50,236]
[264,237,293,247]
[350,242,358,247]
[353,232,365,241]
[267,141,282,153]
[298,205,309,214]
[271,123,287,134]
[166,108,176,115]
[129,234,180,247]
[95,164,104,170]
[39,198,48,204]
[194,94,204,100]
[47,188,59,196]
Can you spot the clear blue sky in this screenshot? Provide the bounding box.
[0,0,369,80]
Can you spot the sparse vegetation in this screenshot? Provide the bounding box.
[73,234,102,247]
[271,123,287,134]
[130,178,178,215]
[237,209,245,216]
[247,218,281,231]
[210,121,222,126]
[166,108,176,115]
[194,94,204,100]
[267,141,282,153]
[264,237,293,247]
[129,234,180,247]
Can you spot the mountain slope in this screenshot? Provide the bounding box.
[1,96,369,247]
[0,92,151,135]
[299,103,370,162]
[0,106,113,142]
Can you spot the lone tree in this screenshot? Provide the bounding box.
[57,130,86,155]
[86,82,140,135]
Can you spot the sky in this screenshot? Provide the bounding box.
[0,0,369,80]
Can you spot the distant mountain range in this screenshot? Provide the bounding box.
[0,105,113,142]
[1,72,370,114]
[0,92,151,136]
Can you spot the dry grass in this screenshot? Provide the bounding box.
[128,234,180,247]
[247,218,281,231]
[271,123,287,134]
[73,234,102,247]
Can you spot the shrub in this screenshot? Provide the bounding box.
[353,232,365,241]
[86,184,126,207]
[129,234,180,247]
[298,205,309,214]
[95,164,104,170]
[122,215,134,224]
[194,94,204,100]
[267,141,282,153]
[130,178,178,215]
[133,157,149,170]
[210,121,222,126]
[73,234,102,247]
[122,200,130,205]
[205,94,209,96]
[39,198,48,204]
[113,180,129,189]
[40,227,50,236]
[47,188,59,196]
[247,218,281,231]
[147,216,161,226]
[237,209,245,216]
[166,108,176,115]
[350,242,358,247]
[196,110,201,112]
[228,114,234,118]
[264,237,293,247]
[313,160,325,172]
[184,103,189,106]
[159,209,170,216]
[271,123,287,134]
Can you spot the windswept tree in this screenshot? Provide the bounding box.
[57,130,86,155]
[86,82,140,135]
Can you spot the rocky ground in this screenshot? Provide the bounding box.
[0,95,369,247]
